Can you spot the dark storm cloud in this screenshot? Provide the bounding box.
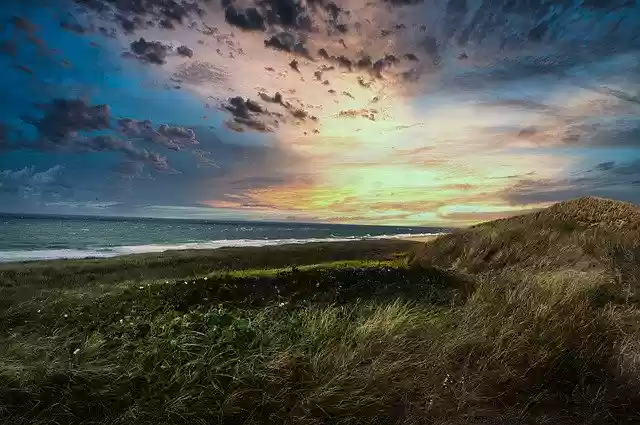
[130,37,170,64]
[10,98,202,175]
[24,98,111,142]
[220,0,348,34]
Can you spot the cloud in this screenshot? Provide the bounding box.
[72,135,175,172]
[24,98,111,142]
[113,161,146,178]
[4,0,640,223]
[10,98,201,174]
[75,0,205,33]
[264,32,310,58]
[0,165,64,199]
[223,96,280,132]
[173,61,228,85]
[337,108,379,121]
[129,37,170,64]
[224,5,266,31]
[502,163,640,206]
[117,119,199,151]
[176,45,194,57]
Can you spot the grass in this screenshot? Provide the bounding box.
[2,200,640,424]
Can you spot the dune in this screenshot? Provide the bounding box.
[412,196,640,275]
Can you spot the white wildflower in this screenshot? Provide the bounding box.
[37,309,41,313]
[73,348,80,355]
[278,302,286,307]
[119,319,124,324]
[63,313,68,318]
[204,277,208,281]
[138,286,144,290]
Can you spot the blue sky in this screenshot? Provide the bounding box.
[1,0,639,225]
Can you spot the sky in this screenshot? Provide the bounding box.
[0,0,639,226]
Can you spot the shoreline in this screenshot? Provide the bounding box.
[0,234,440,264]
[0,238,426,287]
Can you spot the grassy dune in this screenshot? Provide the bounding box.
[2,199,640,424]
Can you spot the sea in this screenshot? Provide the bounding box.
[0,214,447,263]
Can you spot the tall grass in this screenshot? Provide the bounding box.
[2,260,640,424]
[3,199,640,424]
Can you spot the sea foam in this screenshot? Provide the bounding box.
[0,233,442,263]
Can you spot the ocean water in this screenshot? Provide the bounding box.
[0,214,446,262]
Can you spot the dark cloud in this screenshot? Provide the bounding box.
[224,96,266,118]
[222,92,315,132]
[117,119,199,150]
[130,37,169,64]
[221,0,347,34]
[11,98,202,174]
[257,92,315,122]
[24,98,111,142]
[74,0,204,33]
[176,45,194,58]
[224,5,266,31]
[258,91,284,105]
[264,31,310,58]
[223,96,277,132]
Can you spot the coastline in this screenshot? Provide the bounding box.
[0,233,440,263]
[0,239,426,286]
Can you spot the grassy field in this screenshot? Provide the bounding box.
[2,199,640,424]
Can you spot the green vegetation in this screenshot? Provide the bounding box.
[3,199,640,424]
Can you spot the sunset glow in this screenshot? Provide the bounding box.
[1,1,639,225]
